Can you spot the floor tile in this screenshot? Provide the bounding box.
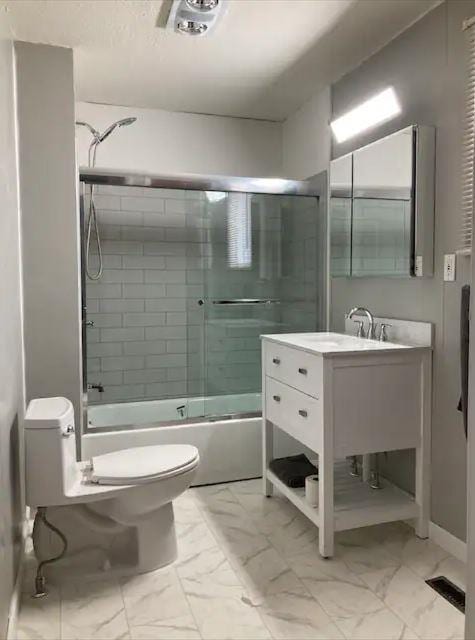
[360,565,465,640]
[60,578,129,640]
[248,591,344,639]
[121,567,199,640]
[180,570,270,639]
[16,483,467,640]
[334,607,419,640]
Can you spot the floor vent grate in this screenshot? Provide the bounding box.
[425,576,466,613]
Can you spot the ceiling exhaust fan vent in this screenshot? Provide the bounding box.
[166,0,227,36]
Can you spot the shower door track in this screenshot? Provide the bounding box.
[79,167,322,197]
[88,411,262,434]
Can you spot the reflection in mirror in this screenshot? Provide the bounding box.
[330,154,352,277]
[352,127,413,276]
[329,125,434,278]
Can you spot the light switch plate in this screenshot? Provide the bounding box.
[444,254,456,282]
[415,256,423,277]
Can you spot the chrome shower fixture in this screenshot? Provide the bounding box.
[75,117,137,280]
[166,0,226,36]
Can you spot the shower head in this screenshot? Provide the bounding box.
[97,117,137,143]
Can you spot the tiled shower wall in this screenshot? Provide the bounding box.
[85,186,322,407]
[86,185,206,405]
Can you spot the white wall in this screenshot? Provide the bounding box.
[15,42,83,433]
[0,33,25,638]
[282,87,331,180]
[76,102,283,178]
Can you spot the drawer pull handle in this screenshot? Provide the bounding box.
[273,395,281,402]
[298,409,308,418]
[298,367,307,375]
[272,357,281,365]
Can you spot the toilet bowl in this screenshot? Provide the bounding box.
[24,397,199,577]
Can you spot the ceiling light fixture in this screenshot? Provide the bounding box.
[177,20,208,35]
[330,87,401,143]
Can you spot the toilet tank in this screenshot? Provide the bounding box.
[25,397,77,507]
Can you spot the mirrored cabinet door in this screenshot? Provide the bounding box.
[329,125,434,279]
[330,154,352,277]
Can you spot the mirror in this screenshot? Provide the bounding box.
[330,125,434,278]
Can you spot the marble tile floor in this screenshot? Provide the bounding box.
[15,479,466,640]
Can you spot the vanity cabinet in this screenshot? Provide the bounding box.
[261,332,431,558]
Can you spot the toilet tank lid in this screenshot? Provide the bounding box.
[25,397,74,429]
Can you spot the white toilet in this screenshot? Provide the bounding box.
[24,397,199,577]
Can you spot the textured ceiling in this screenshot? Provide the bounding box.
[1,0,439,120]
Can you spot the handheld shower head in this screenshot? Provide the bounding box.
[97,117,137,143]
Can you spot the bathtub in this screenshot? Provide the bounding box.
[87,393,261,429]
[82,393,304,485]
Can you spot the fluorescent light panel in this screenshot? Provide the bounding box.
[331,88,401,143]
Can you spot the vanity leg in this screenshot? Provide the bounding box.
[415,444,429,538]
[319,452,334,557]
[415,352,431,539]
[262,418,274,497]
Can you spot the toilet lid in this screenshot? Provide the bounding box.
[90,444,199,485]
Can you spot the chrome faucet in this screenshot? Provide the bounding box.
[347,307,376,340]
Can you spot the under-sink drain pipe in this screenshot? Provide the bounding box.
[32,507,68,598]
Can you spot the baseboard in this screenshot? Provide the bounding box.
[6,563,23,640]
[429,521,467,564]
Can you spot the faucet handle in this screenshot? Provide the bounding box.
[379,323,392,342]
[353,320,365,338]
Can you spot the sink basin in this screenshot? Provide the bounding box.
[260,331,420,356]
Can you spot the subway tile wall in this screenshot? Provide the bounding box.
[85,186,322,408]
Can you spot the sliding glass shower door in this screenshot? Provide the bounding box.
[81,170,324,431]
[201,191,324,419]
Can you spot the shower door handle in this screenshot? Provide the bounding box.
[211,299,280,305]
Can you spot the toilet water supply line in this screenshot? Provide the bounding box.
[32,508,68,598]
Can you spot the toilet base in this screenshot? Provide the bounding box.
[135,502,178,572]
[31,501,178,583]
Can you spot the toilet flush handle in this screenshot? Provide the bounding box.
[62,425,75,437]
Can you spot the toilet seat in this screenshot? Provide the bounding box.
[90,444,199,485]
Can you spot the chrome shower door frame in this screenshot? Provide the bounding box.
[79,168,327,435]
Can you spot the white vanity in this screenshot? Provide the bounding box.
[261,327,432,558]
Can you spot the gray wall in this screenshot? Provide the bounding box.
[0,34,25,638]
[15,42,83,432]
[331,0,473,540]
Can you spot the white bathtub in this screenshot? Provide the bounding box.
[82,393,304,485]
[87,393,261,429]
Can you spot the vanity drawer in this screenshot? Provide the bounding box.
[265,377,322,452]
[265,342,322,398]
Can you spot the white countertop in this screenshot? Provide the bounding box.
[260,331,430,356]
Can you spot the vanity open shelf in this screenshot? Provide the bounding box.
[266,461,418,533]
[261,327,432,558]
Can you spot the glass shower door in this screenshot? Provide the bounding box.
[202,191,323,418]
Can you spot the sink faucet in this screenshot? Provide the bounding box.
[347,307,376,339]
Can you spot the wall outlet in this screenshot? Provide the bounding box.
[443,254,456,282]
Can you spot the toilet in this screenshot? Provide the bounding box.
[24,397,199,577]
